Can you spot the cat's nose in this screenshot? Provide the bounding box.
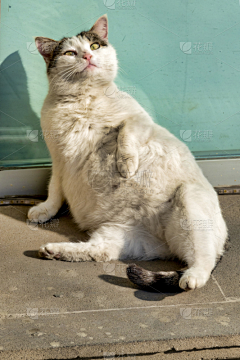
[83,53,92,61]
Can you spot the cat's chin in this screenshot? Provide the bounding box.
[84,64,98,71]
[72,68,96,79]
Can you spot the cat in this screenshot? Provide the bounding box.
[28,14,228,291]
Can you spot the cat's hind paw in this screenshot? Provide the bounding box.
[179,268,209,290]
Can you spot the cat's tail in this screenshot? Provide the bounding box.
[126,240,231,292]
[126,264,184,292]
[127,237,231,292]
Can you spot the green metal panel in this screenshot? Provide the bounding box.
[1,0,240,167]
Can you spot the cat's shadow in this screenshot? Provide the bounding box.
[99,259,184,301]
[0,51,49,164]
[3,201,183,300]
[1,201,89,260]
[5,201,89,241]
[23,202,89,259]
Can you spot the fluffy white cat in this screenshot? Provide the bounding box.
[28,15,228,291]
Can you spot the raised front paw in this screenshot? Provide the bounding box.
[117,154,138,178]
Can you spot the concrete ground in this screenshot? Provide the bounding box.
[0,195,240,360]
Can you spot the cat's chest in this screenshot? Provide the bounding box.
[42,95,120,163]
[43,101,101,139]
[46,111,117,162]
[57,118,104,157]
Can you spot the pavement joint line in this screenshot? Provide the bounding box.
[211,274,228,301]
[3,298,240,319]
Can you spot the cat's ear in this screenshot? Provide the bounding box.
[35,37,58,64]
[90,15,108,40]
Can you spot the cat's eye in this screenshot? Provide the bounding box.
[90,43,100,51]
[64,51,77,56]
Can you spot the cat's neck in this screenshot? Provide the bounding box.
[47,77,116,99]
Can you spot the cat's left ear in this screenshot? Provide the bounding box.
[90,14,108,40]
[35,37,58,64]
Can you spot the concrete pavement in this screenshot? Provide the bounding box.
[0,195,239,359]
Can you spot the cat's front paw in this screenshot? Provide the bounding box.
[28,203,54,223]
[38,242,113,262]
[117,156,138,178]
[39,243,63,260]
[38,242,92,262]
[179,268,209,290]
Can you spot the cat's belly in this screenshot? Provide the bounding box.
[61,133,174,231]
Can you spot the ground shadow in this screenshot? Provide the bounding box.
[99,258,184,301]
[0,51,49,164]
[23,250,48,260]
[0,201,88,240]
[2,200,185,301]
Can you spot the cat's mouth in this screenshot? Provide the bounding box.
[83,61,98,71]
[67,62,98,79]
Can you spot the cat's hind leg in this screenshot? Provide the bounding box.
[165,183,228,290]
[127,183,228,291]
[39,223,171,262]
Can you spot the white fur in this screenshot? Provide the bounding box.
[29,16,228,290]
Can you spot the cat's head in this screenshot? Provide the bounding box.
[35,15,117,88]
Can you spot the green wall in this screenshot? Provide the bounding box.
[1,0,240,167]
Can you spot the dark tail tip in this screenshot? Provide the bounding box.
[127,263,148,287]
[127,263,183,293]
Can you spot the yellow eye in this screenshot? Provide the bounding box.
[64,51,76,56]
[90,43,100,51]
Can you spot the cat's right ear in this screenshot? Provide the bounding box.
[35,37,58,64]
[90,15,108,40]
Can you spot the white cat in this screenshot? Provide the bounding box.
[28,15,228,291]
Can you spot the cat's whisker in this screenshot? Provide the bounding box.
[118,66,128,76]
[49,66,78,91]
[49,67,73,88]
[63,66,82,82]
[51,63,88,88]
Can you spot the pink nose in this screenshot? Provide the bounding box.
[83,53,92,61]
